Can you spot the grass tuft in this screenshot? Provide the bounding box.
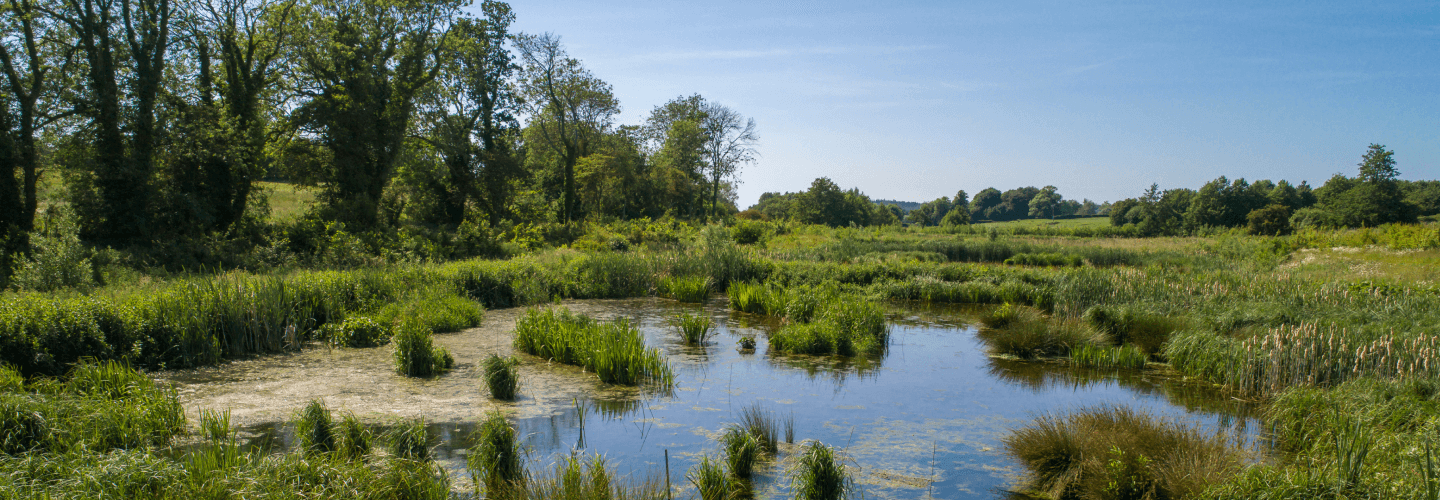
[393,322,454,378]
[689,455,734,500]
[721,426,761,479]
[469,411,524,498]
[739,403,780,455]
[1071,343,1149,370]
[791,441,849,500]
[295,400,336,455]
[387,418,431,461]
[674,312,715,345]
[661,275,712,303]
[483,354,521,400]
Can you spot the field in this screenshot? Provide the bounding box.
[260,181,318,221]
[3,220,1440,499]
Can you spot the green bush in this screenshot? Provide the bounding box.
[731,220,767,245]
[9,207,94,292]
[393,322,454,378]
[483,354,520,400]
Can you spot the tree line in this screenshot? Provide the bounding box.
[1109,144,1440,236]
[747,179,1106,227]
[0,0,756,268]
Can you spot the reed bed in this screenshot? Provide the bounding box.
[1166,323,1440,396]
[660,275,712,303]
[512,308,674,387]
[1004,405,1244,500]
[0,361,184,454]
[524,453,667,500]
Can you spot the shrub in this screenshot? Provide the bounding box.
[483,354,520,400]
[512,308,673,387]
[393,322,454,378]
[731,220,767,245]
[328,316,392,348]
[9,207,94,292]
[469,412,524,498]
[1003,405,1244,500]
[674,312,715,345]
[791,441,849,500]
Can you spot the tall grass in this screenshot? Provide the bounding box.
[720,427,761,479]
[295,400,336,455]
[977,309,1099,360]
[0,361,184,454]
[660,275,712,303]
[324,316,392,347]
[1071,343,1149,370]
[393,322,455,378]
[483,354,521,400]
[739,403,780,455]
[336,412,373,461]
[0,364,22,392]
[386,418,431,461]
[689,455,734,500]
[469,411,524,498]
[735,283,889,357]
[790,441,849,500]
[512,308,674,387]
[674,312,715,345]
[371,293,485,333]
[525,453,667,500]
[1003,405,1244,500]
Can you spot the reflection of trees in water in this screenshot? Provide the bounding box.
[764,350,884,387]
[986,358,1267,448]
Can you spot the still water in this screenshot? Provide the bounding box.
[165,298,1261,499]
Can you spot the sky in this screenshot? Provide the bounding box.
[492,0,1440,208]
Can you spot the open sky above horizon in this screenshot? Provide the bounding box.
[497,0,1439,207]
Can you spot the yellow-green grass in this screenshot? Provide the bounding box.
[971,216,1112,231]
[260,181,317,221]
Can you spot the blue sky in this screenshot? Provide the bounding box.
[497,0,1440,207]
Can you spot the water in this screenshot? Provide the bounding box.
[162,298,1262,499]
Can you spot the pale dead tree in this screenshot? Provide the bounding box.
[700,102,756,222]
[514,32,617,223]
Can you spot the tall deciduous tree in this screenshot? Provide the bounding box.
[699,102,756,222]
[1,0,62,238]
[47,0,172,241]
[515,32,617,223]
[293,0,459,229]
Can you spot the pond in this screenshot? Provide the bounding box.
[158,297,1262,499]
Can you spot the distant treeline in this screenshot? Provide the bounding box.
[746,179,1108,227]
[1110,144,1439,235]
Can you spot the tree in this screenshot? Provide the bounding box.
[516,32,617,223]
[699,102,756,222]
[1247,204,1291,236]
[1358,143,1398,183]
[48,0,173,241]
[293,0,459,229]
[951,190,968,211]
[1027,185,1060,219]
[970,188,1000,220]
[1,0,63,237]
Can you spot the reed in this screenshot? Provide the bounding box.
[525,453,667,500]
[372,293,485,333]
[674,312,716,345]
[512,308,674,387]
[739,403,780,455]
[483,354,521,400]
[1071,343,1148,370]
[977,314,1097,360]
[336,412,373,461]
[393,322,454,378]
[469,411,524,498]
[790,441,849,500]
[325,316,392,347]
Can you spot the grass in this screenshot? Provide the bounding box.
[469,411,524,498]
[483,354,521,400]
[1004,405,1245,500]
[689,455,735,500]
[661,275,712,303]
[386,418,431,461]
[674,312,715,345]
[371,293,485,334]
[738,403,780,455]
[260,181,317,221]
[393,322,455,378]
[1071,343,1148,370]
[512,307,674,387]
[730,283,889,357]
[720,426,762,479]
[295,400,336,455]
[790,441,849,500]
[977,307,1099,360]
[324,316,392,347]
[524,453,667,500]
[0,361,185,454]
[336,412,373,461]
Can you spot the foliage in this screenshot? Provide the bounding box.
[10,208,94,292]
[660,275,711,303]
[326,316,392,348]
[295,400,336,455]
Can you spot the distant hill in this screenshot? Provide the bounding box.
[872,199,922,212]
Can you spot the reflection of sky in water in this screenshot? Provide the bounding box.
[238,300,1261,499]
